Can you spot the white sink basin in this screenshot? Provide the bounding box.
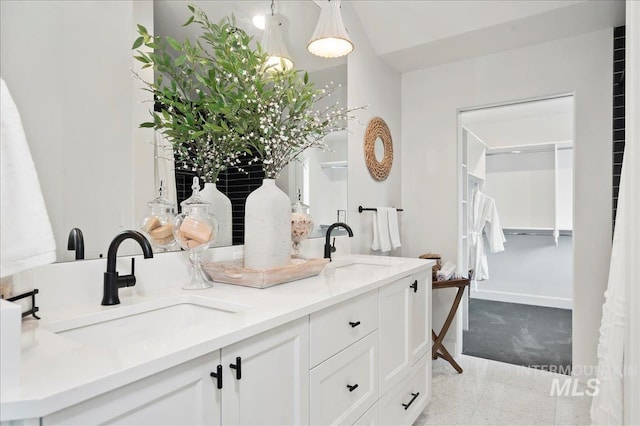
[42,296,245,350]
[325,257,405,274]
[336,263,395,272]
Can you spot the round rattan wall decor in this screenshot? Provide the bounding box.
[364,117,393,181]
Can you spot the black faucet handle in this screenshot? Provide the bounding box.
[119,258,137,288]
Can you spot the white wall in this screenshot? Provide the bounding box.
[478,234,573,309]
[343,4,402,256]
[485,151,556,229]
[0,1,155,261]
[402,29,612,377]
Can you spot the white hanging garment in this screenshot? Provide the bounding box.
[468,191,506,280]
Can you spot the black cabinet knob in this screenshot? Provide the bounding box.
[347,383,359,392]
[349,321,361,328]
[410,280,418,293]
[210,364,223,389]
[230,356,242,380]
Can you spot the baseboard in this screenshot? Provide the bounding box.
[470,288,572,310]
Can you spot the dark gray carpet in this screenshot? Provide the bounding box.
[462,298,572,374]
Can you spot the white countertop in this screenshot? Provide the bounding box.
[0,255,434,421]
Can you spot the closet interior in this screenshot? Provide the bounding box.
[457,96,575,371]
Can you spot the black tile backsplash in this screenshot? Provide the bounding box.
[175,151,265,246]
[612,25,625,229]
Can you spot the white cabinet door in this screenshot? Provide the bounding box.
[409,271,431,365]
[378,276,412,396]
[43,353,221,426]
[221,316,309,426]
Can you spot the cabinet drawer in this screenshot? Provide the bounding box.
[378,354,429,426]
[310,290,378,367]
[353,402,378,426]
[310,332,378,426]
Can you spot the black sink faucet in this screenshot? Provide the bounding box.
[67,228,84,260]
[102,230,154,306]
[324,222,354,261]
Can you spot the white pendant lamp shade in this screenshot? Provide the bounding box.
[262,14,294,72]
[308,0,354,58]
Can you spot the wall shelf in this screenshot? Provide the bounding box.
[320,161,347,169]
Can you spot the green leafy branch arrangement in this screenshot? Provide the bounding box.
[133,4,364,182]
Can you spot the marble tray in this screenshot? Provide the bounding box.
[202,257,330,289]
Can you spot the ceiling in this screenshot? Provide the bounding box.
[154,1,346,73]
[460,96,574,150]
[155,0,625,74]
[352,0,625,72]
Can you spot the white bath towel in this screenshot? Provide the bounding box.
[437,261,456,281]
[1,78,56,277]
[388,208,401,249]
[371,207,392,252]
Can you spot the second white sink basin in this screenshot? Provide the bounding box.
[324,257,405,276]
[336,263,394,272]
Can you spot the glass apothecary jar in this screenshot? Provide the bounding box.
[173,177,218,290]
[140,182,177,251]
[291,190,313,257]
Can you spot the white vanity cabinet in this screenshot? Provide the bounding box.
[221,316,309,426]
[42,317,309,426]
[308,272,431,426]
[42,352,222,426]
[378,271,431,424]
[12,257,434,426]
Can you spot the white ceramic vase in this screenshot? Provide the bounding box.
[200,183,233,247]
[244,179,291,270]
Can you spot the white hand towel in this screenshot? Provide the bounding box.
[388,208,401,249]
[371,207,392,252]
[371,212,381,251]
[1,78,56,277]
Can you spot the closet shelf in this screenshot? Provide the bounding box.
[502,227,573,236]
[467,172,484,181]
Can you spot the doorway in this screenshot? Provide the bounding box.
[457,95,574,374]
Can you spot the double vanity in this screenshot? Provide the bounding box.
[1,254,434,425]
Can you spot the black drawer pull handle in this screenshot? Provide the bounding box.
[410,280,418,293]
[402,392,420,410]
[349,321,361,328]
[210,364,223,389]
[347,383,359,392]
[230,356,242,380]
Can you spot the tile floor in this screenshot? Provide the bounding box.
[415,355,592,426]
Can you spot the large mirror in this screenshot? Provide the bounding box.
[0,0,348,261]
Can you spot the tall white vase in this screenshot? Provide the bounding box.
[244,179,291,269]
[200,183,233,247]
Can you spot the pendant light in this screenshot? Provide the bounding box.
[261,0,294,72]
[307,0,354,58]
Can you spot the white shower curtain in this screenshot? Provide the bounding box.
[591,5,640,425]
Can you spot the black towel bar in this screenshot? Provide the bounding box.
[358,206,404,213]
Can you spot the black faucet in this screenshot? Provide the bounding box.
[324,222,354,261]
[102,230,154,306]
[67,228,85,260]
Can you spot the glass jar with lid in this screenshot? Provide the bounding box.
[173,177,219,289]
[291,190,313,257]
[140,181,177,251]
